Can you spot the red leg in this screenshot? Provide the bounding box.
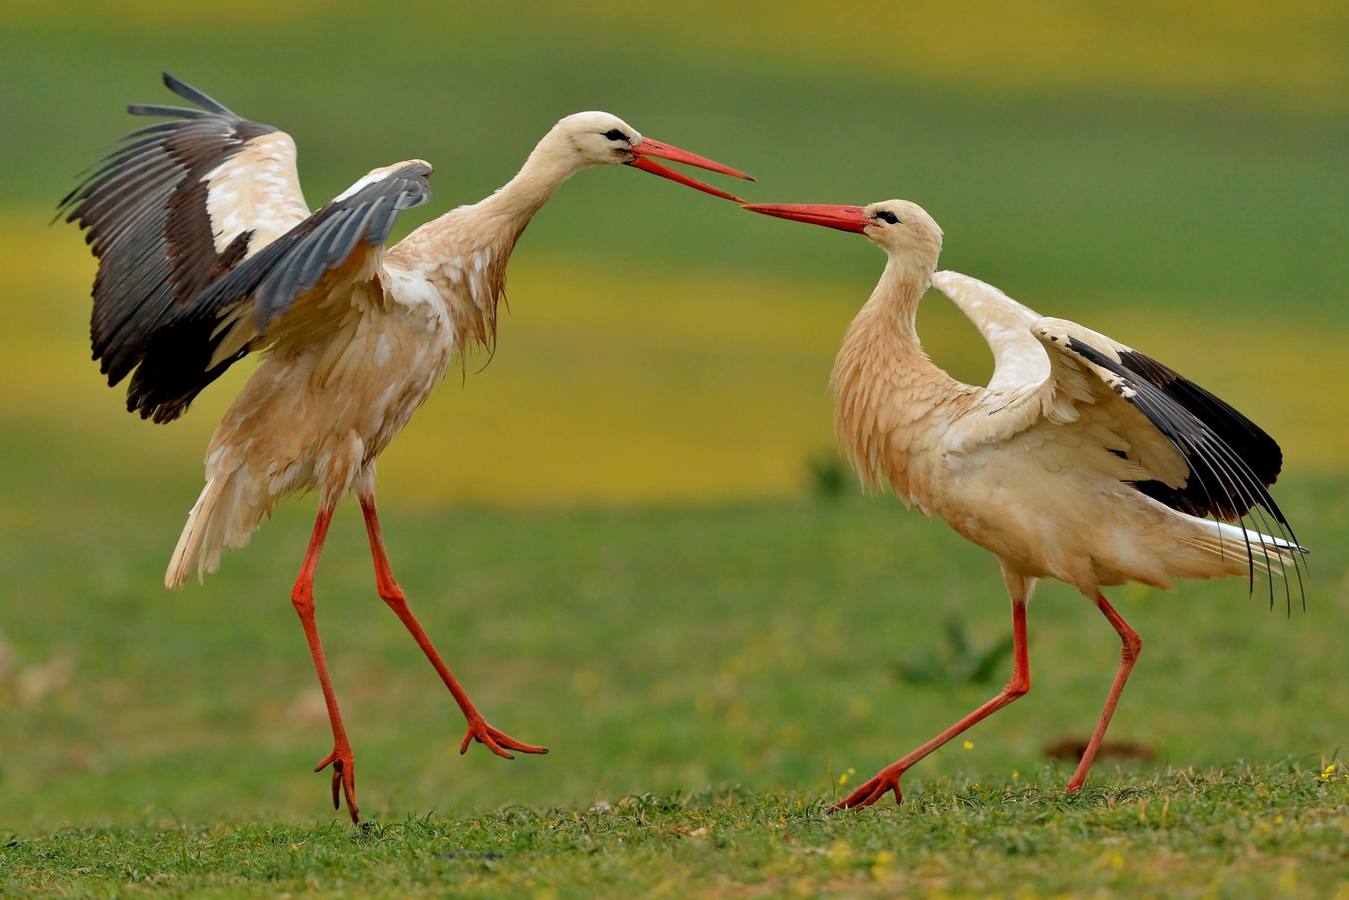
[358,491,547,759]
[833,597,1031,811]
[291,505,359,823]
[1065,592,1142,792]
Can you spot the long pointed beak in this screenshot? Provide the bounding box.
[628,137,753,203]
[740,203,871,234]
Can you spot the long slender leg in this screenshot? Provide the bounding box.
[291,505,359,822]
[357,491,547,759]
[834,597,1031,811]
[1065,592,1142,792]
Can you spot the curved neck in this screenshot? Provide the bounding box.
[386,128,588,352]
[853,255,932,349]
[472,129,580,224]
[829,254,945,499]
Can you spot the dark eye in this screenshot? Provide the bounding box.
[874,210,900,225]
[602,128,629,142]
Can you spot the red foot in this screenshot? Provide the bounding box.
[831,765,905,812]
[315,743,360,823]
[459,715,549,760]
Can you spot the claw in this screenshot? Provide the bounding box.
[315,744,360,823]
[829,768,903,812]
[459,716,549,760]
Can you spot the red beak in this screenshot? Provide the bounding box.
[740,203,871,234]
[628,137,753,203]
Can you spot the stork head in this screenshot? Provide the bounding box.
[547,111,752,202]
[741,199,944,271]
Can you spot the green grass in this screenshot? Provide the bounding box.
[3,771,1345,897]
[2,462,1346,894]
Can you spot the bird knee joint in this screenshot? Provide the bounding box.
[377,582,405,605]
[1006,676,1031,697]
[1121,632,1142,660]
[290,586,315,616]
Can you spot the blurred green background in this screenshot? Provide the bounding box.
[1,1,1346,831]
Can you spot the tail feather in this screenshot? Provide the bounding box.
[1176,518,1308,578]
[166,477,224,588]
[1212,520,1307,556]
[165,469,268,588]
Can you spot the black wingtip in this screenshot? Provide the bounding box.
[160,72,233,115]
[127,103,210,119]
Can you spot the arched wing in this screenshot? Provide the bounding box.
[59,72,310,393]
[126,162,432,422]
[930,271,1047,393]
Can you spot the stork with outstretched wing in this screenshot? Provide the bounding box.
[61,73,752,821]
[742,198,1306,811]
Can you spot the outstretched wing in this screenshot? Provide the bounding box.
[1036,321,1304,603]
[123,161,433,423]
[60,72,311,400]
[950,312,1287,519]
[1084,341,1283,519]
[1028,319,1287,524]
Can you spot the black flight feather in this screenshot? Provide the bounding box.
[1062,336,1306,611]
[58,73,280,418]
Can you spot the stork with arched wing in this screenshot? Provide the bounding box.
[742,199,1306,811]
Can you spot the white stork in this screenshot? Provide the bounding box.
[742,199,1306,810]
[60,73,751,821]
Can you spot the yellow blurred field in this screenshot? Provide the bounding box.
[6,218,1345,507]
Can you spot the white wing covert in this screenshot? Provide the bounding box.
[60,73,311,419]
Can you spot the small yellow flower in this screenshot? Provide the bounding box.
[838,767,856,786]
[962,740,974,751]
[1011,770,1020,781]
